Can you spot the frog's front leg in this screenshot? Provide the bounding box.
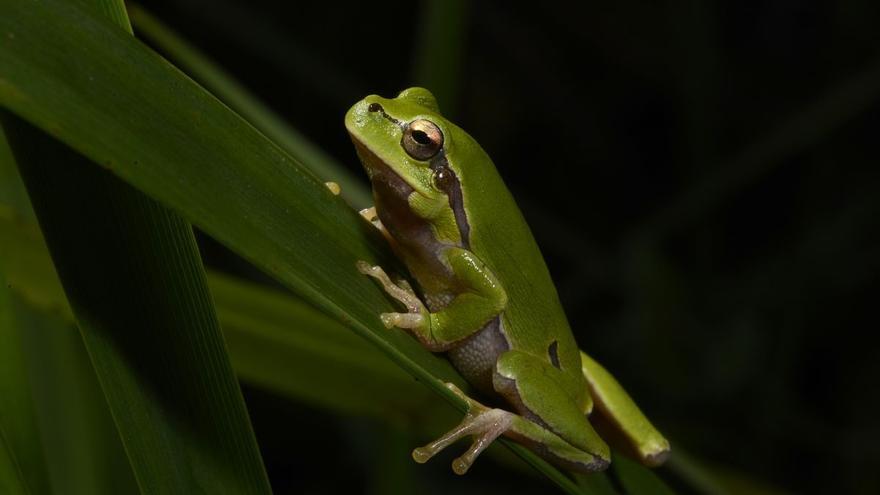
[358,247,507,352]
[356,260,427,329]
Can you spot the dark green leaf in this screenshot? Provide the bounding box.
[128,4,372,209]
[613,454,677,495]
[1,0,272,490]
[13,295,138,494]
[0,271,50,495]
[4,111,272,493]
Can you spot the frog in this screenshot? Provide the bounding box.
[345,87,669,475]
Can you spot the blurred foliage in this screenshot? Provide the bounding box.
[3,0,272,492]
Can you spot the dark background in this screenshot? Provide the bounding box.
[138,1,880,493]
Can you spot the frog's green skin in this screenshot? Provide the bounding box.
[346,88,669,474]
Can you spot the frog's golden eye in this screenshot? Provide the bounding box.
[402,119,443,160]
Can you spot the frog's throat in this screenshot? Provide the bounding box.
[350,135,471,249]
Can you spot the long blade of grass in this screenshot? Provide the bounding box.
[0,424,28,495]
[0,201,436,422]
[5,126,434,434]
[211,272,439,420]
[0,1,588,491]
[0,179,151,495]
[3,110,272,495]
[170,0,361,107]
[0,0,456,396]
[12,293,139,495]
[0,271,51,495]
[0,155,444,430]
[574,472,620,495]
[1,0,272,492]
[0,124,34,223]
[612,454,677,495]
[127,4,371,209]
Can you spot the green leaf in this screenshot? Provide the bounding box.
[0,271,49,495]
[0,429,28,495]
[0,0,595,491]
[0,197,436,424]
[0,125,34,223]
[127,4,372,209]
[574,472,620,495]
[0,204,70,319]
[12,294,138,495]
[211,271,438,420]
[0,152,444,431]
[613,454,677,495]
[4,110,272,494]
[1,0,272,492]
[0,0,460,402]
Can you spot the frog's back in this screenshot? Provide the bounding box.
[445,122,584,381]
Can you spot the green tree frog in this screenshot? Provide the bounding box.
[345,88,669,475]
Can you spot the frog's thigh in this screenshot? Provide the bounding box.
[494,350,610,471]
[579,351,670,466]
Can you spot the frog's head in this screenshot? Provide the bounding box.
[345,87,455,204]
[347,88,476,246]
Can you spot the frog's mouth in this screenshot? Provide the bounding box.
[351,136,471,246]
[348,128,438,203]
[348,136,414,197]
[349,135,453,270]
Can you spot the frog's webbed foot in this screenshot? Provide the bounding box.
[356,261,427,329]
[412,383,514,475]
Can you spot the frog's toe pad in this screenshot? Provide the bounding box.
[324,181,341,195]
[355,260,374,274]
[642,441,671,467]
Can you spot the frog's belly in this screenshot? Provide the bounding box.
[447,316,509,398]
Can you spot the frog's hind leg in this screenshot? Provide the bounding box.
[493,350,611,472]
[579,351,670,466]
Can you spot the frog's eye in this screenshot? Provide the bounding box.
[402,119,443,161]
